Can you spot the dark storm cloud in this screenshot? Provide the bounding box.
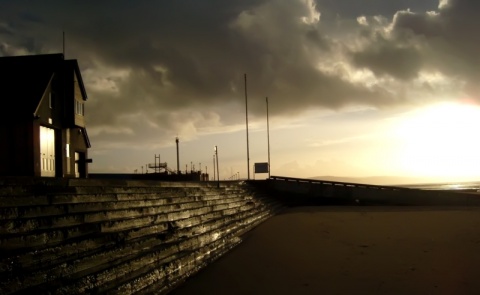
[351,35,423,80]
[342,0,480,103]
[389,0,480,99]
[314,0,438,19]
[392,0,480,69]
[0,0,390,115]
[0,0,477,149]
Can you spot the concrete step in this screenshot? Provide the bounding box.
[0,197,265,262]
[0,189,236,205]
[98,210,273,294]
[0,177,241,189]
[0,197,275,294]
[0,191,250,228]
[0,179,282,294]
[0,180,245,200]
[0,196,254,252]
[120,208,276,294]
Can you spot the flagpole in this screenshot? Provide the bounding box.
[266,97,271,178]
[62,31,65,57]
[245,73,250,180]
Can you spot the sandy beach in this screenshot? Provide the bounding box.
[172,206,480,295]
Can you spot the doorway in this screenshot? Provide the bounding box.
[40,126,55,177]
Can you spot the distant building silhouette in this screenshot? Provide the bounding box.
[0,53,91,178]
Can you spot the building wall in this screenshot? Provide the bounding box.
[1,57,90,178]
[32,120,41,176]
[73,71,86,128]
[31,68,89,178]
[68,70,90,177]
[0,126,9,176]
[36,83,63,178]
[57,126,90,179]
[0,122,35,176]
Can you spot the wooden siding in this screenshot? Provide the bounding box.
[73,71,85,127]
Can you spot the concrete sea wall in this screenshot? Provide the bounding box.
[0,178,280,294]
[268,176,480,206]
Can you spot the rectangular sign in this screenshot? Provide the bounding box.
[254,162,269,174]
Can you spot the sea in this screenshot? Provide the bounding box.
[399,181,480,192]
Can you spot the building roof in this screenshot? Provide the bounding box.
[67,59,88,101]
[81,127,92,148]
[0,53,88,121]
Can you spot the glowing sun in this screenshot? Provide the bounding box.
[395,102,480,180]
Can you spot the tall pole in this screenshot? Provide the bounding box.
[245,74,250,180]
[266,97,271,178]
[62,31,65,58]
[213,154,216,182]
[176,137,180,174]
[215,146,220,187]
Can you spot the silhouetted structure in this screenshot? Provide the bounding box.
[176,137,180,174]
[0,54,91,177]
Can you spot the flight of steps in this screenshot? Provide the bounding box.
[0,178,282,294]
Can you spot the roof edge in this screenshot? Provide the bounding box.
[67,59,88,100]
[33,73,55,117]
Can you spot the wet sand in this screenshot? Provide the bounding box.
[172,206,480,295]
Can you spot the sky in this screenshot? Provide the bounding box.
[2,0,480,183]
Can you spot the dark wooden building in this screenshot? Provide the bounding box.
[0,54,91,178]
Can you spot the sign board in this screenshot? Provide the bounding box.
[254,162,269,174]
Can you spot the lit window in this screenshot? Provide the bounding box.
[75,100,84,116]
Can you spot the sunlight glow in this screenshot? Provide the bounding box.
[395,102,480,180]
[300,0,320,24]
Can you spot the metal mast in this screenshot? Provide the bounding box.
[176,137,180,174]
[213,154,216,181]
[266,97,271,178]
[215,146,220,185]
[245,74,250,180]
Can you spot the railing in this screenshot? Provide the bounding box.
[268,175,413,192]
